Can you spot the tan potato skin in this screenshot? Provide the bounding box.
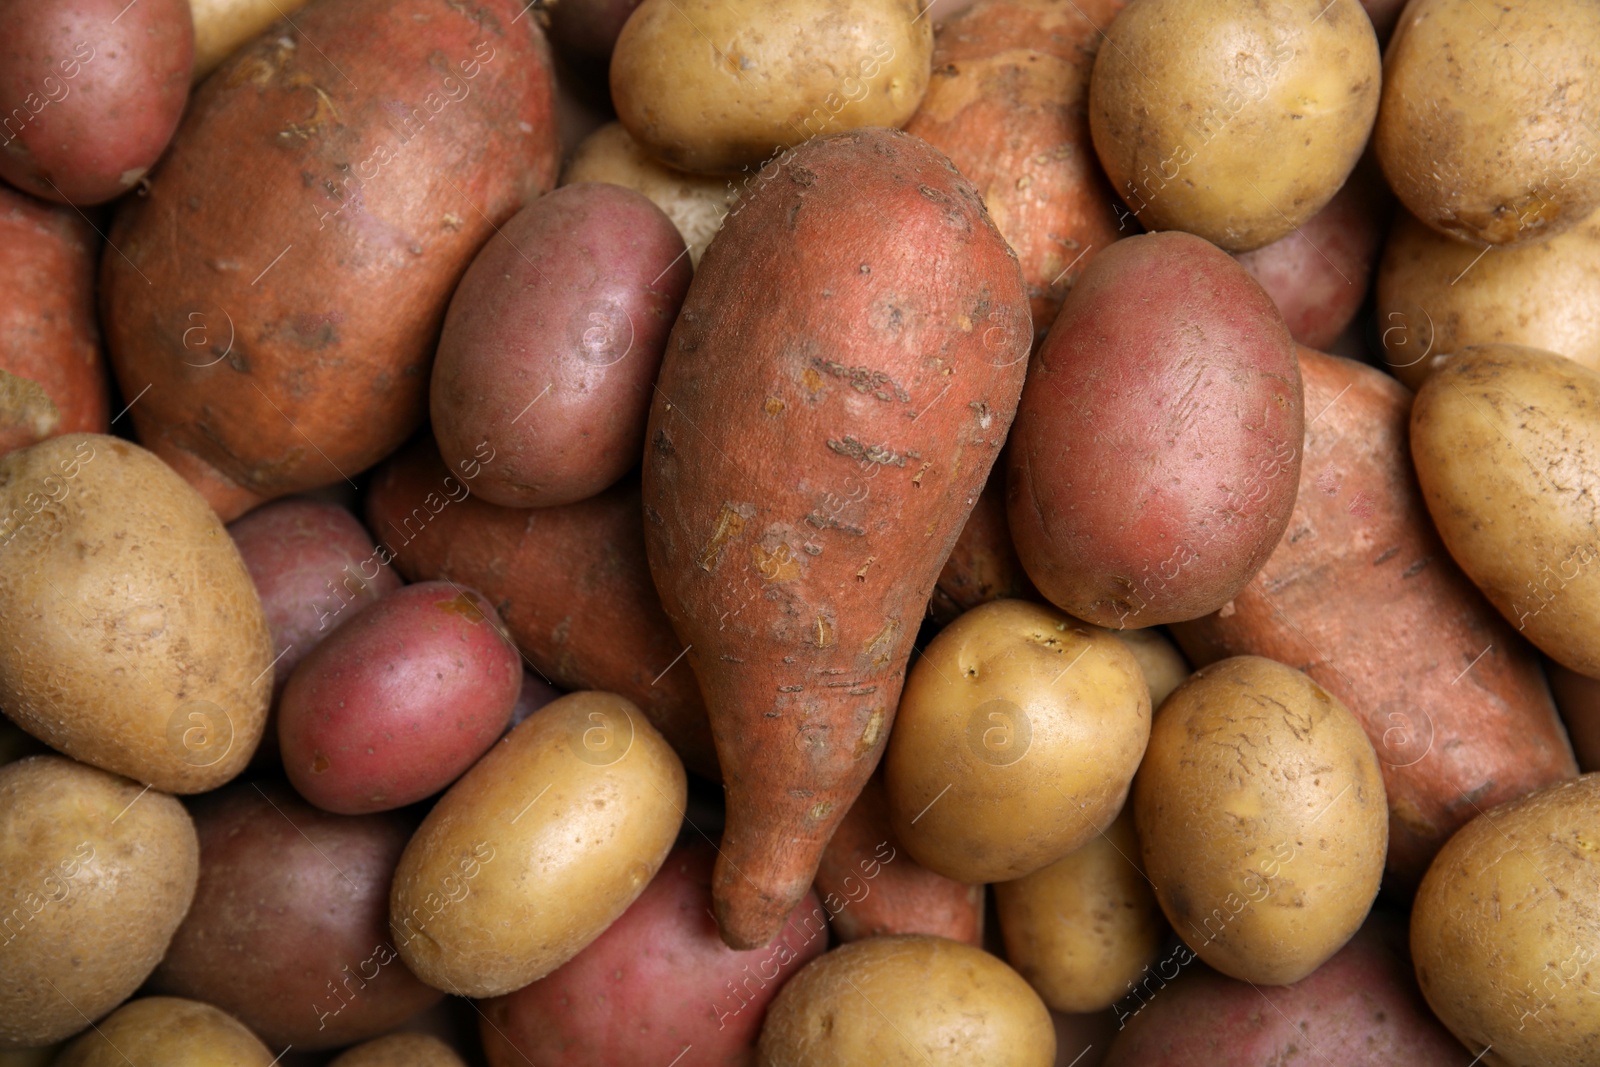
[1171,347,1578,891]
[328,1034,466,1067]
[54,997,272,1066]
[0,434,273,793]
[1375,0,1600,246]
[102,0,560,520]
[188,0,314,81]
[1411,346,1600,677]
[1411,774,1600,1067]
[1378,208,1600,390]
[757,935,1055,1066]
[994,807,1163,1013]
[1134,656,1387,986]
[1548,662,1600,773]
[390,691,686,998]
[1100,626,1189,709]
[904,0,1126,339]
[0,757,199,1049]
[611,0,932,174]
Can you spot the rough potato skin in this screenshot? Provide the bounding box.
[929,463,1039,625]
[0,186,108,457]
[904,0,1126,339]
[1007,230,1302,628]
[53,997,273,1065]
[365,436,717,779]
[641,127,1029,948]
[101,0,560,520]
[1171,348,1577,890]
[329,1034,466,1067]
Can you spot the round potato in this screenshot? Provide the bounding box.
[757,935,1054,1066]
[1100,626,1189,710]
[884,599,1151,884]
[0,756,199,1049]
[1134,656,1387,986]
[1411,346,1600,676]
[1375,0,1600,246]
[1088,0,1380,251]
[189,0,314,80]
[610,0,933,174]
[994,806,1164,1013]
[1412,774,1600,1067]
[1548,662,1600,773]
[328,1034,466,1067]
[0,434,273,792]
[390,691,686,998]
[53,997,272,1066]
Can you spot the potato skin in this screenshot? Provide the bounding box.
[0,186,107,456]
[611,0,932,174]
[1375,0,1600,246]
[189,0,313,81]
[0,756,199,1049]
[364,437,716,778]
[1171,347,1578,889]
[391,691,686,998]
[1411,774,1600,1067]
[642,127,1030,947]
[0,0,193,204]
[904,0,1126,339]
[1548,663,1600,773]
[431,183,691,508]
[329,1034,466,1067]
[54,997,272,1066]
[149,782,441,1048]
[1411,346,1600,676]
[0,434,273,792]
[757,935,1055,1066]
[930,463,1039,625]
[1006,230,1302,628]
[101,0,560,520]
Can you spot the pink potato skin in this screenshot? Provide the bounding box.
[1006,230,1302,628]
[431,182,690,508]
[279,581,522,814]
[0,0,193,204]
[480,843,829,1067]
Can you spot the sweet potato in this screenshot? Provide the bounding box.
[929,462,1039,625]
[101,0,560,520]
[364,436,716,778]
[641,127,1029,948]
[904,0,1126,340]
[1170,346,1576,888]
[0,185,107,456]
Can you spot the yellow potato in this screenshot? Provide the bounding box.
[610,0,933,174]
[1133,656,1387,985]
[0,757,198,1049]
[1412,774,1600,1067]
[328,1034,466,1067]
[1375,0,1600,246]
[187,0,314,81]
[54,997,272,1066]
[390,691,685,998]
[1088,0,1380,251]
[757,935,1055,1066]
[993,806,1164,1013]
[1100,626,1190,709]
[884,599,1151,884]
[0,434,273,793]
[1411,346,1600,676]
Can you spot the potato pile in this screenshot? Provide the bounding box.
[2,0,1599,1063]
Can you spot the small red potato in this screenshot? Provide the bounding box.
[930,463,1039,626]
[431,182,691,508]
[279,581,521,814]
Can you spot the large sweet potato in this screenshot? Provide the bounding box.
[1171,347,1576,888]
[641,127,1030,948]
[101,0,559,520]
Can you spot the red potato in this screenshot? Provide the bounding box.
[279,581,521,814]
[1007,231,1302,628]
[100,0,560,520]
[0,185,107,456]
[1170,347,1577,889]
[480,843,829,1066]
[364,436,718,778]
[930,462,1039,625]
[431,182,691,508]
[0,0,192,204]
[1547,662,1600,773]
[150,781,442,1049]
[641,127,1030,948]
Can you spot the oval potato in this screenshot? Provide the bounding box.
[328,1034,466,1067]
[54,997,272,1066]
[189,0,313,80]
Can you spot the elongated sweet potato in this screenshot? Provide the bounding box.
[101,0,559,520]
[641,127,1029,948]
[364,436,716,778]
[1170,347,1576,888]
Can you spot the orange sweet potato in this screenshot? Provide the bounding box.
[641,127,1029,948]
[101,0,559,520]
[1170,346,1577,889]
